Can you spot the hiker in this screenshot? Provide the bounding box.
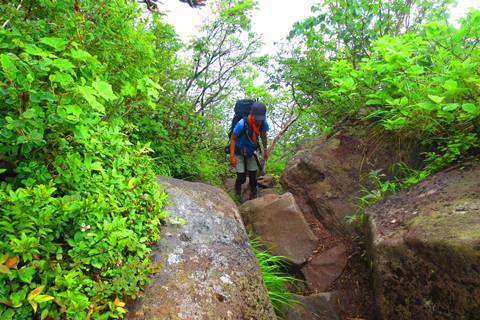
[229,102,269,200]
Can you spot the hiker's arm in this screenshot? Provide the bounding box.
[229,135,237,167]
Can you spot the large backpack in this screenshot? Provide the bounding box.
[225,99,259,154]
[227,99,255,138]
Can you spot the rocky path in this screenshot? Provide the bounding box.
[126,127,478,320]
[126,140,480,320]
[224,175,374,320]
[225,128,479,319]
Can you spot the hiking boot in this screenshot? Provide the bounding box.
[249,187,257,200]
[235,185,242,198]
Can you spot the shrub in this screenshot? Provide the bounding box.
[0,1,170,318]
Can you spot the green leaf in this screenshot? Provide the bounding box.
[400,96,408,106]
[407,65,424,75]
[33,295,54,303]
[340,77,355,89]
[22,108,39,119]
[73,125,89,139]
[0,265,9,273]
[10,287,28,307]
[25,45,51,57]
[78,86,105,113]
[462,103,478,114]
[30,91,56,103]
[0,53,18,80]
[27,286,44,302]
[366,99,382,105]
[0,254,8,265]
[40,37,67,51]
[93,80,117,101]
[121,82,136,97]
[40,309,49,319]
[442,103,459,111]
[383,117,406,130]
[128,178,136,189]
[70,49,92,61]
[65,105,82,117]
[18,266,36,283]
[49,72,74,87]
[427,95,445,104]
[91,259,103,269]
[417,102,436,111]
[0,308,15,320]
[51,59,75,72]
[91,162,103,171]
[443,79,458,93]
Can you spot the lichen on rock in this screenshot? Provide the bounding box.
[126,177,275,320]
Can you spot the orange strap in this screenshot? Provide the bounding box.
[247,114,260,144]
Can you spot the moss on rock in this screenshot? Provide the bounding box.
[368,159,480,319]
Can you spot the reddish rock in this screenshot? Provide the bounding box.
[257,175,276,188]
[301,244,347,291]
[281,128,421,235]
[283,292,340,320]
[257,188,275,198]
[239,193,318,265]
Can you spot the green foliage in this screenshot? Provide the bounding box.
[0,1,181,319]
[324,13,480,175]
[346,169,397,225]
[250,238,300,317]
[0,0,235,316]
[265,150,287,178]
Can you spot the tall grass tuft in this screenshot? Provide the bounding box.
[250,238,301,317]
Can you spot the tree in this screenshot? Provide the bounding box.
[183,0,261,114]
[290,0,454,68]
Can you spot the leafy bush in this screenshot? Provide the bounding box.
[321,13,480,177]
[0,1,171,319]
[283,6,480,182]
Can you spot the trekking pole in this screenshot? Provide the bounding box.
[253,153,264,177]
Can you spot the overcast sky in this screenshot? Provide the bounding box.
[160,0,480,54]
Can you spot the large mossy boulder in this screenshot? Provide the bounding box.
[281,127,421,234]
[367,159,480,319]
[126,177,275,320]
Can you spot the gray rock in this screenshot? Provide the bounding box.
[126,177,275,320]
[239,192,318,265]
